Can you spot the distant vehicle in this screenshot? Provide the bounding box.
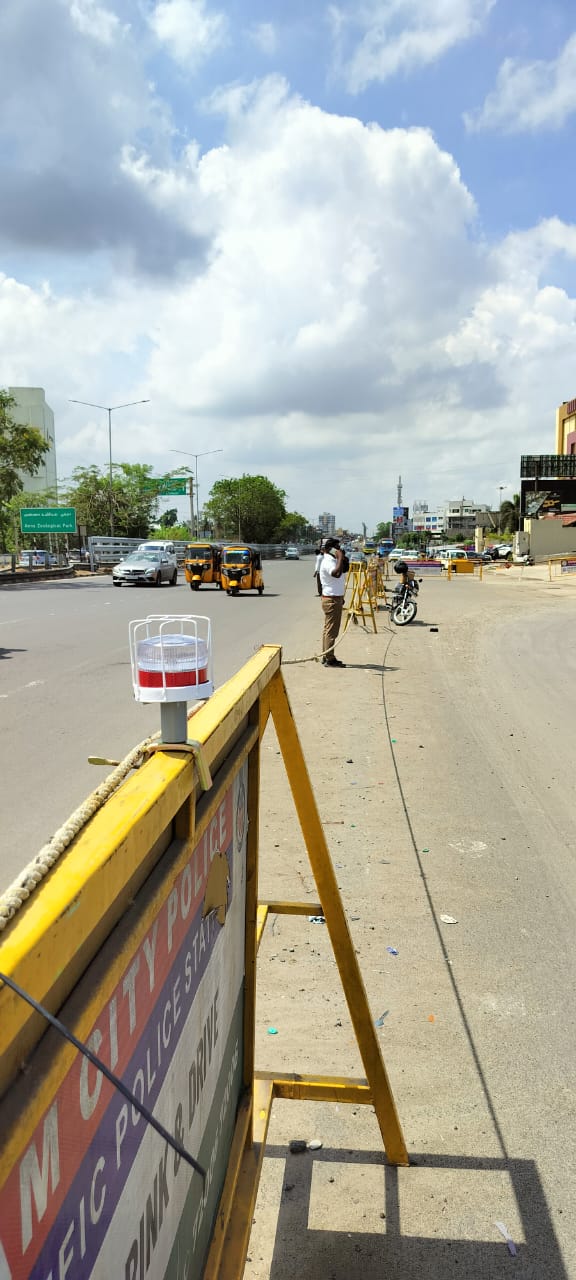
[363,540,377,557]
[112,550,178,587]
[19,550,57,567]
[387,548,420,561]
[490,544,513,561]
[285,545,300,560]
[378,539,395,556]
[137,541,177,561]
[183,542,221,590]
[466,550,492,564]
[439,548,469,568]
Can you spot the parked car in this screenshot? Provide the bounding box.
[490,544,513,561]
[112,550,178,587]
[439,548,469,569]
[466,550,492,564]
[285,545,300,560]
[387,548,420,561]
[19,550,57,566]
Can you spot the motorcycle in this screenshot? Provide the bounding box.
[391,577,420,626]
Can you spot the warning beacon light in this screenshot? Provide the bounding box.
[129,615,213,704]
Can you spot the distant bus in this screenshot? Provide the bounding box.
[363,540,377,557]
[377,539,394,556]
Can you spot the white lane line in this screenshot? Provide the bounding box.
[0,679,45,700]
[0,618,28,628]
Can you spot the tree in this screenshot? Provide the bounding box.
[148,524,191,542]
[0,391,49,547]
[500,494,520,534]
[375,522,391,540]
[63,463,159,537]
[159,507,179,528]
[205,475,287,542]
[275,511,309,542]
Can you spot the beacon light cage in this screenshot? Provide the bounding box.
[129,615,213,703]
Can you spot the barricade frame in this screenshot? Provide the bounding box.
[0,645,407,1280]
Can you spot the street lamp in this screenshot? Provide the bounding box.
[170,449,223,539]
[497,485,506,534]
[69,398,150,536]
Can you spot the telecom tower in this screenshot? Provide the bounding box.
[397,476,403,507]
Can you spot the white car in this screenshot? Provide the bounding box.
[285,545,300,560]
[112,550,178,587]
[439,548,469,569]
[387,548,420,561]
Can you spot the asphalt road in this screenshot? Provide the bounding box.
[0,560,319,886]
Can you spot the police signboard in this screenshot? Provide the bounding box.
[0,762,248,1280]
[20,508,77,534]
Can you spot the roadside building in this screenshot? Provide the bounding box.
[318,512,336,537]
[9,387,57,495]
[555,397,576,455]
[412,499,490,537]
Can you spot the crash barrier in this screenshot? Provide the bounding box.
[88,538,317,569]
[344,560,378,631]
[0,646,407,1280]
[412,559,442,575]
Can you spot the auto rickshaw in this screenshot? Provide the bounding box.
[183,542,222,590]
[220,544,264,596]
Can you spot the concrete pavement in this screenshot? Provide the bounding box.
[248,569,576,1279]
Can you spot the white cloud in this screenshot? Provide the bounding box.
[248,21,277,56]
[149,0,227,69]
[67,0,122,44]
[330,0,494,93]
[465,32,576,133]
[3,79,576,523]
[0,0,202,273]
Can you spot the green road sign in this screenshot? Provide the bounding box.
[20,507,77,534]
[143,477,188,495]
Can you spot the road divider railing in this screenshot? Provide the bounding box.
[0,645,407,1280]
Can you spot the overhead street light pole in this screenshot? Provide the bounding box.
[69,398,150,537]
[170,449,223,539]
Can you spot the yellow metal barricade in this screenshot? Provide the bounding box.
[0,646,407,1280]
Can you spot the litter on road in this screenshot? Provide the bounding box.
[375,1011,390,1027]
[495,1221,518,1256]
[386,946,399,956]
[308,915,325,924]
[440,914,458,924]
[267,1026,279,1035]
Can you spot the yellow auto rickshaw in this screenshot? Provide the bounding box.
[220,544,264,596]
[183,542,222,590]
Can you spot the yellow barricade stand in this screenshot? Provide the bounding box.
[0,647,407,1280]
[343,559,378,632]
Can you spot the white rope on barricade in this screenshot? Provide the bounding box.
[0,736,157,933]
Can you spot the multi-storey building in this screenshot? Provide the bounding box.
[9,387,57,495]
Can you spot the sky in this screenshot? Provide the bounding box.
[2,0,576,532]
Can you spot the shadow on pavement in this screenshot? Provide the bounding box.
[264,1146,566,1279]
[0,646,27,659]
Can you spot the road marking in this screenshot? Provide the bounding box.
[0,679,45,700]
